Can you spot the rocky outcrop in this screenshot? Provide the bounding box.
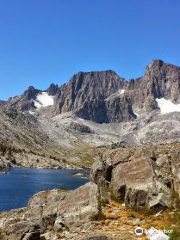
[91,144,180,211]
[144,96,160,113]
[170,149,180,197]
[126,60,180,108]
[3,221,40,240]
[69,122,93,134]
[7,86,41,111]
[46,83,59,96]
[29,182,100,230]
[143,60,180,102]
[111,157,171,210]
[54,70,130,123]
[0,182,100,240]
[0,157,11,170]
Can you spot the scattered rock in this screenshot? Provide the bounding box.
[132,218,141,226]
[3,221,40,240]
[71,233,113,240]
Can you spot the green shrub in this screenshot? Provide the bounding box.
[130,205,155,216]
[59,186,68,191]
[0,229,5,239]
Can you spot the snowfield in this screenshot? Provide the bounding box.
[119,89,125,95]
[156,98,180,114]
[34,92,54,109]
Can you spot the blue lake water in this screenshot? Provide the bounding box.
[0,168,89,212]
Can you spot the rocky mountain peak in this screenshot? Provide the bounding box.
[54,70,127,123]
[142,60,180,101]
[145,59,179,77]
[147,59,164,69]
[5,86,41,111]
[46,83,59,96]
[2,60,180,123]
[23,86,40,100]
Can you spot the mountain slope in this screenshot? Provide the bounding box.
[1,59,180,168]
[0,107,96,169]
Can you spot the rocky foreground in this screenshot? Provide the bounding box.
[0,143,180,240]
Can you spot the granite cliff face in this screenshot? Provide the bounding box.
[52,60,180,123]
[125,60,180,109]
[4,60,180,124]
[142,60,180,102]
[54,70,129,123]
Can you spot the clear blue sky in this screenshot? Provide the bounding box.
[0,0,180,100]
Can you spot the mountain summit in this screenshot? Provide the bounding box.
[3,60,180,124]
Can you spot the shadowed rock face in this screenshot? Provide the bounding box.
[54,70,128,123]
[105,96,136,123]
[143,60,180,102]
[75,97,136,123]
[111,157,171,210]
[46,83,59,96]
[74,95,137,123]
[91,144,180,211]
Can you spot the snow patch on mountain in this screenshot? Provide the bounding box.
[34,92,54,109]
[156,98,180,114]
[119,89,125,95]
[29,111,35,115]
[134,112,139,117]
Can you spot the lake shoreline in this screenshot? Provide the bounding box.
[0,167,89,212]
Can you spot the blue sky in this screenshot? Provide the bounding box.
[0,0,180,100]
